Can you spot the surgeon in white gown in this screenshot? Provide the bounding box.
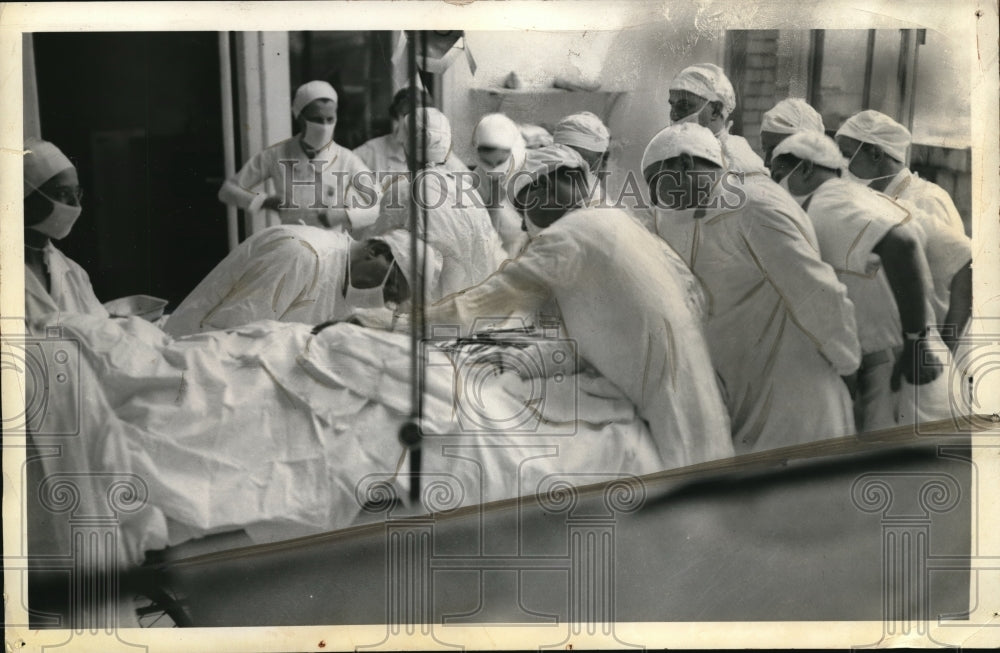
[164,226,439,337]
[668,63,769,176]
[408,144,734,470]
[769,131,949,432]
[834,110,972,345]
[642,124,861,453]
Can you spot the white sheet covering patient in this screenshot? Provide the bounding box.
[30,311,665,565]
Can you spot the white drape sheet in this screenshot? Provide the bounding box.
[26,313,662,566]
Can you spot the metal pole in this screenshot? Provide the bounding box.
[861,30,876,110]
[218,31,239,250]
[806,30,825,108]
[400,31,423,505]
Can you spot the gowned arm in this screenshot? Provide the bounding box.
[873,223,944,387]
[424,260,551,337]
[219,154,270,212]
[743,208,861,374]
[873,224,931,336]
[943,260,972,351]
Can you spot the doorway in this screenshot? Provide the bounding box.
[32,32,229,307]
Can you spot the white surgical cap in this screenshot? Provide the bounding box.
[376,228,443,293]
[772,131,845,170]
[519,123,554,149]
[24,137,75,197]
[835,109,910,163]
[669,63,737,118]
[553,111,610,153]
[760,98,825,135]
[473,113,522,150]
[292,80,338,119]
[507,144,588,198]
[400,107,452,165]
[641,123,724,172]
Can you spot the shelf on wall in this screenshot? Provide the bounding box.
[469,86,629,96]
[468,87,630,126]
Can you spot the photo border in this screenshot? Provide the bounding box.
[2,1,998,650]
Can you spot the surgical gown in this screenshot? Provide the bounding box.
[25,242,109,321]
[718,130,769,177]
[422,206,734,470]
[366,166,508,298]
[164,225,353,337]
[882,169,971,325]
[883,168,967,235]
[804,178,949,431]
[652,176,861,453]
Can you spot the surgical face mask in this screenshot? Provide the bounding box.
[478,151,514,178]
[27,190,82,240]
[776,161,801,194]
[302,120,335,151]
[674,101,708,126]
[844,142,896,188]
[345,259,394,310]
[776,162,816,206]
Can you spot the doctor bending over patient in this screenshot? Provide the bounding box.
[163,226,440,337]
[399,145,735,470]
[23,137,109,320]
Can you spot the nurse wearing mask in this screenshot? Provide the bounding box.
[406,144,734,471]
[470,113,529,256]
[23,137,109,320]
[642,123,860,453]
[758,97,826,167]
[353,86,469,177]
[835,110,972,350]
[163,226,440,337]
[668,63,769,176]
[769,131,947,431]
[218,80,378,233]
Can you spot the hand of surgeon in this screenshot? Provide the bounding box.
[890,334,943,391]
